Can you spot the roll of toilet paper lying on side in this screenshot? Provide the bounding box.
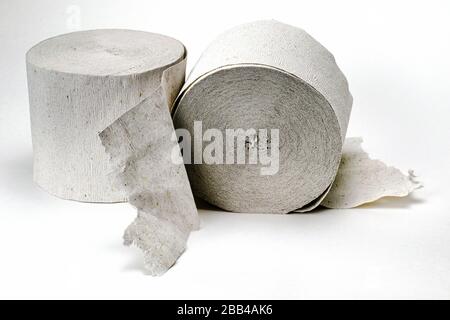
[27,29,186,202]
[173,20,353,213]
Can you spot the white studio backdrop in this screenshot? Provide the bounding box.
[0,0,449,299]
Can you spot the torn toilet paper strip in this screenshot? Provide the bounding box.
[321,137,422,209]
[99,83,199,275]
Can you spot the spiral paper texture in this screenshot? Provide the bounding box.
[173,20,353,213]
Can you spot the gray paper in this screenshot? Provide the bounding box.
[173,20,352,213]
[99,85,199,275]
[322,138,422,208]
[27,29,186,202]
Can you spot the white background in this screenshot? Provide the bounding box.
[1,0,449,299]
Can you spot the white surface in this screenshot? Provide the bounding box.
[0,0,449,299]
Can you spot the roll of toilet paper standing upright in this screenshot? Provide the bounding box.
[27,29,186,202]
[173,20,353,213]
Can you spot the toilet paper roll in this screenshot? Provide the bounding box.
[173,20,353,213]
[27,29,186,202]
